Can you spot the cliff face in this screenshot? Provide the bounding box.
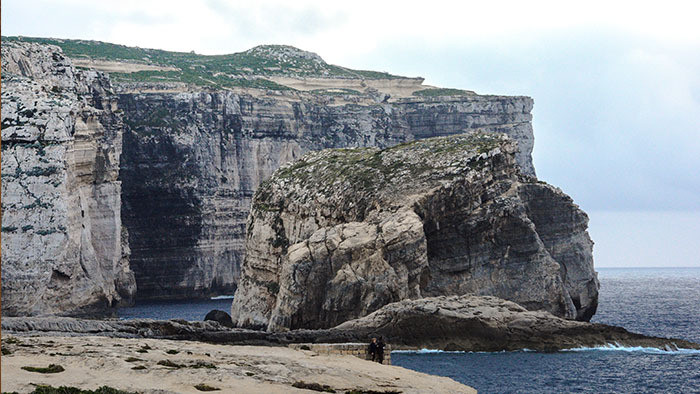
[1,42,135,316]
[118,92,534,299]
[230,132,598,331]
[1,38,555,312]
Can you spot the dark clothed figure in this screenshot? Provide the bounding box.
[368,337,378,361]
[376,337,385,364]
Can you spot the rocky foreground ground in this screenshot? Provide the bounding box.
[4,295,699,393]
[0,335,474,394]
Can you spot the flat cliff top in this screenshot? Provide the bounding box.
[0,334,475,394]
[2,36,488,101]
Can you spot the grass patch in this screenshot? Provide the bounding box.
[124,357,142,362]
[131,365,146,370]
[2,36,405,90]
[291,382,336,393]
[194,384,220,392]
[190,361,217,369]
[157,359,181,368]
[21,364,65,374]
[157,360,215,369]
[26,384,137,394]
[165,349,179,355]
[412,88,473,97]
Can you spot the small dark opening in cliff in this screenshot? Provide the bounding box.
[50,269,71,283]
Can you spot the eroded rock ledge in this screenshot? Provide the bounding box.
[3,296,697,352]
[231,132,599,332]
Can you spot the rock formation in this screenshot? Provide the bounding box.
[204,309,235,328]
[2,37,574,315]
[1,42,135,316]
[231,132,598,331]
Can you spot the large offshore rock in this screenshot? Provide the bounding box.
[231,132,598,331]
[1,42,135,316]
[327,295,697,352]
[118,91,535,300]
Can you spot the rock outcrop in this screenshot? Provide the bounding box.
[118,90,535,300]
[329,295,653,352]
[231,132,598,331]
[204,309,235,328]
[1,42,135,316]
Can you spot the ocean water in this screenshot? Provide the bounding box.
[117,268,700,393]
[393,268,700,393]
[117,296,234,321]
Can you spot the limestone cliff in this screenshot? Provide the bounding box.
[118,92,534,300]
[1,37,539,306]
[231,132,598,331]
[1,42,135,316]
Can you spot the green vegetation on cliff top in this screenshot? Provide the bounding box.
[3,36,404,90]
[254,132,508,212]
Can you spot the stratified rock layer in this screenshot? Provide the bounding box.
[1,42,135,316]
[231,132,598,331]
[118,91,535,300]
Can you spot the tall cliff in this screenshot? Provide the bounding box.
[118,92,534,299]
[230,132,598,331]
[1,42,136,316]
[2,37,544,307]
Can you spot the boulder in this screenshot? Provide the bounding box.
[204,310,234,328]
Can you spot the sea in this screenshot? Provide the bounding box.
[117,268,700,393]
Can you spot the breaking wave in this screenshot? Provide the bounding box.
[562,343,700,354]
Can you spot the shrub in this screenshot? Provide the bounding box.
[21,364,65,373]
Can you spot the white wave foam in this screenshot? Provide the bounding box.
[210,295,235,300]
[562,342,700,354]
[392,344,700,355]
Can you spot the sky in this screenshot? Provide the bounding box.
[3,0,699,267]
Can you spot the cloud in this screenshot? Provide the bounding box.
[589,210,700,267]
[342,30,700,211]
[2,1,699,213]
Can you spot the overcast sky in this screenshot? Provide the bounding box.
[3,1,699,267]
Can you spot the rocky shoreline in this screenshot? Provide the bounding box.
[4,296,698,353]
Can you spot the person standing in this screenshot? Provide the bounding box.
[376,337,385,364]
[368,337,378,361]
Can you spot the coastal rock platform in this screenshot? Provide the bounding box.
[4,296,698,353]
